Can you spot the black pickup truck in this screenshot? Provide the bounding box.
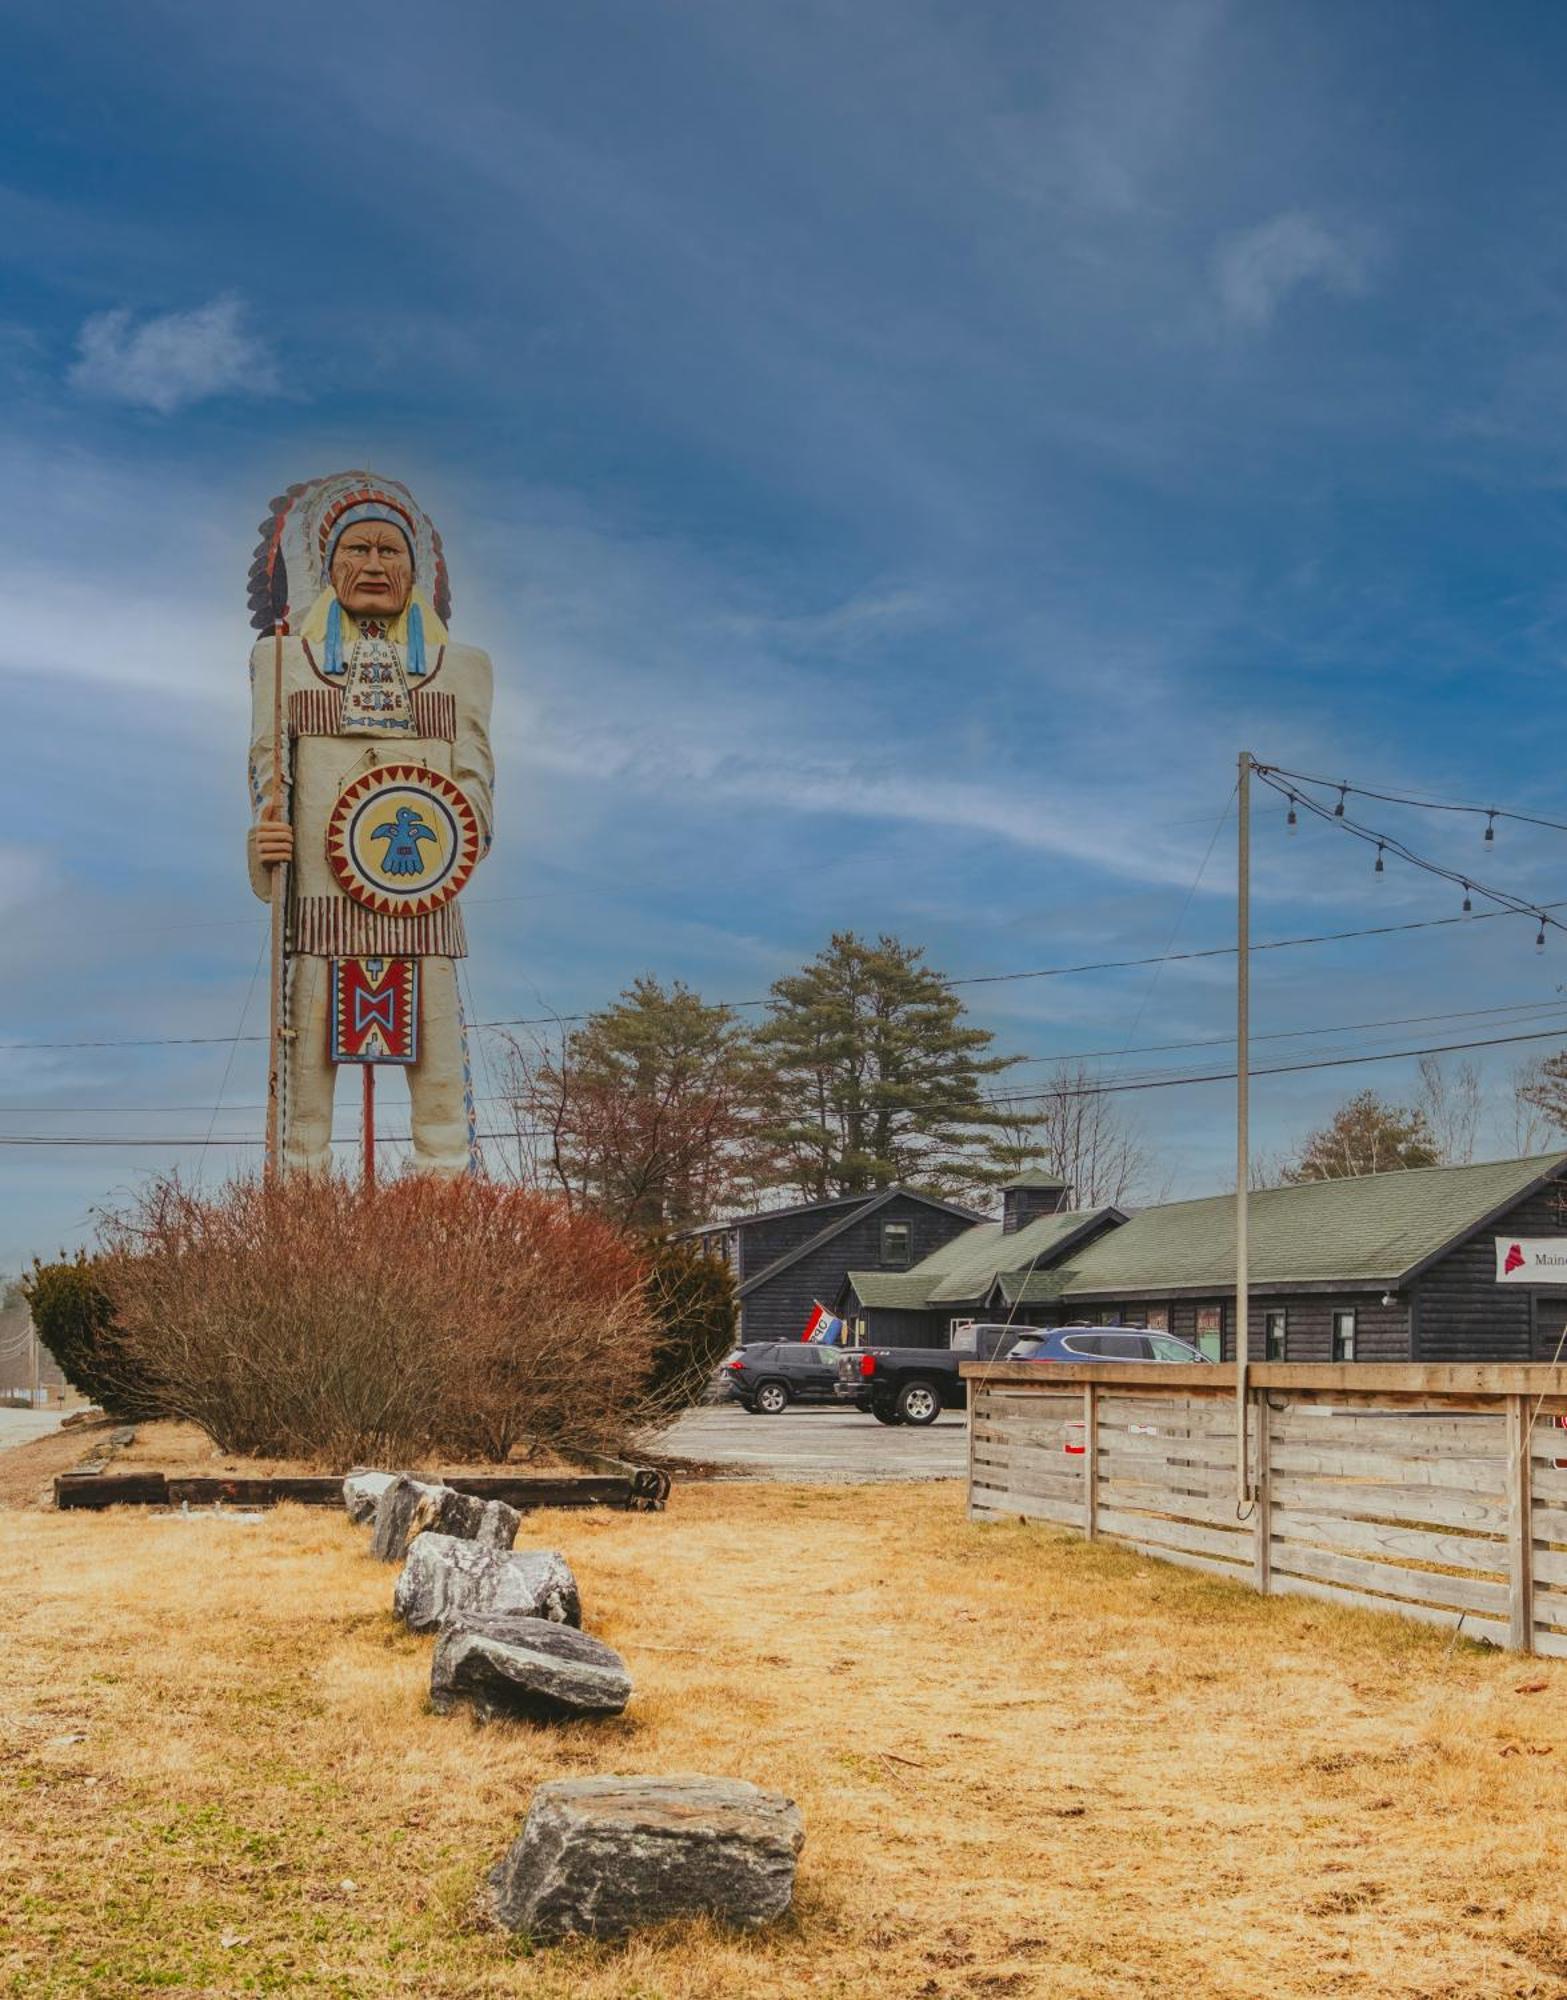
[834,1323,1033,1426]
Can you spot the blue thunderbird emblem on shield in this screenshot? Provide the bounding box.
[371,804,438,876]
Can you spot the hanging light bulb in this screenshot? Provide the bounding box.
[1461,883,1472,916]
[1485,811,1497,844]
[1286,798,1298,835]
[1374,843,1385,875]
[1334,787,1347,818]
[1538,918,1548,953]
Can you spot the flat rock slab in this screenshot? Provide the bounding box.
[432,1613,630,1722]
[488,1774,804,1939]
[342,1469,399,1525]
[394,1535,581,1634]
[370,1476,520,1562]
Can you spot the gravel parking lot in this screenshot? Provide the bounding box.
[0,1406,65,1450]
[655,1403,967,1482]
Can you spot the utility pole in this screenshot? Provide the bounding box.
[1236,749,1252,1503]
[28,1313,40,1408]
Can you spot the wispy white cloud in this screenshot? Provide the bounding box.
[1213,211,1371,330]
[68,295,279,414]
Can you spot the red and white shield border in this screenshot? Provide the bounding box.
[325,762,480,917]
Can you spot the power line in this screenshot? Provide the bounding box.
[5,894,1561,1060]
[10,998,1567,1118]
[5,1020,1567,1145]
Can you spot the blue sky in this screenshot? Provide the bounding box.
[6,0,1567,1266]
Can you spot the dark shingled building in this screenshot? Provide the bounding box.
[837,1152,1567,1363]
[686,1185,986,1347]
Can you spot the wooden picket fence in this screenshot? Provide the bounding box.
[962,1362,1567,1656]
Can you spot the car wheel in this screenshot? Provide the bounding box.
[755,1380,790,1415]
[896,1379,942,1426]
[870,1402,904,1426]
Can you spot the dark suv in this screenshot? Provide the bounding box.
[722,1342,847,1414]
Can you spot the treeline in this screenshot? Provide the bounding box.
[496,930,1159,1230]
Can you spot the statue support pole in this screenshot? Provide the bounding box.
[264,628,289,1179]
[362,1063,376,1190]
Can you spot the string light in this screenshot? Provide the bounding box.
[1286,798,1298,835]
[1253,763,1567,955]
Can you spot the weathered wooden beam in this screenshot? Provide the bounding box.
[53,1468,671,1513]
[1509,1395,1534,1655]
[962,1360,1567,1396]
[54,1471,169,1509]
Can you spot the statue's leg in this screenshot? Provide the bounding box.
[408,955,470,1177]
[284,954,337,1175]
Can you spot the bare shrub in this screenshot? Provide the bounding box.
[95,1173,654,1465]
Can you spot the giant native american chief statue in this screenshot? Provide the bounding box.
[246,472,494,1177]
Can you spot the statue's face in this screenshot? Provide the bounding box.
[330,523,414,618]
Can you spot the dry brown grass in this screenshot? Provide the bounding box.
[5,1484,1567,1998]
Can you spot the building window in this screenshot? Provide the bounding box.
[1264,1309,1286,1362]
[881,1221,912,1268]
[1195,1305,1223,1362]
[1332,1309,1356,1362]
[1144,1306,1170,1333]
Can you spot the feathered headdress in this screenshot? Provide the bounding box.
[247,470,453,639]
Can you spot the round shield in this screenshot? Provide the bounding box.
[326,763,480,916]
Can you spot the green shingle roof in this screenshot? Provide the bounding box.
[1053,1152,1567,1296]
[845,1206,1118,1314]
[841,1270,944,1309]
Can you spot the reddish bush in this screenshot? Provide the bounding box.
[95,1173,654,1465]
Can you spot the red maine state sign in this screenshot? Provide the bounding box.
[330,957,419,1064]
[1495,1237,1567,1284]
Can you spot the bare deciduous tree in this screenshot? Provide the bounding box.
[1513,1053,1567,1153]
[988,1063,1164,1208]
[1415,1055,1484,1165]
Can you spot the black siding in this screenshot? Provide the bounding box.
[1412,1179,1567,1362]
[738,1194,978,1345]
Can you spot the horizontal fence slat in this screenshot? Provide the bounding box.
[1270,1505,1507,1577]
[1096,1506,1251,1565]
[971,1463,1085,1504]
[1530,1582,1567,1630]
[1531,1546,1567,1590]
[1269,1419,1505,1456]
[1267,1476,1507,1534]
[1529,1504,1567,1545]
[1099,1538,1252,1583]
[1096,1435,1238,1473]
[1270,1570,1508,1646]
[1095,1481,1244,1531]
[1268,1539,1510,1618]
[973,1420,1083,1451]
[970,1487,1083,1530]
[1267,1443,1505,1492]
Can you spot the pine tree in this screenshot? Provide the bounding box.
[755,932,1015,1200]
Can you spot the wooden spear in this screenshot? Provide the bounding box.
[264,627,289,1178]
